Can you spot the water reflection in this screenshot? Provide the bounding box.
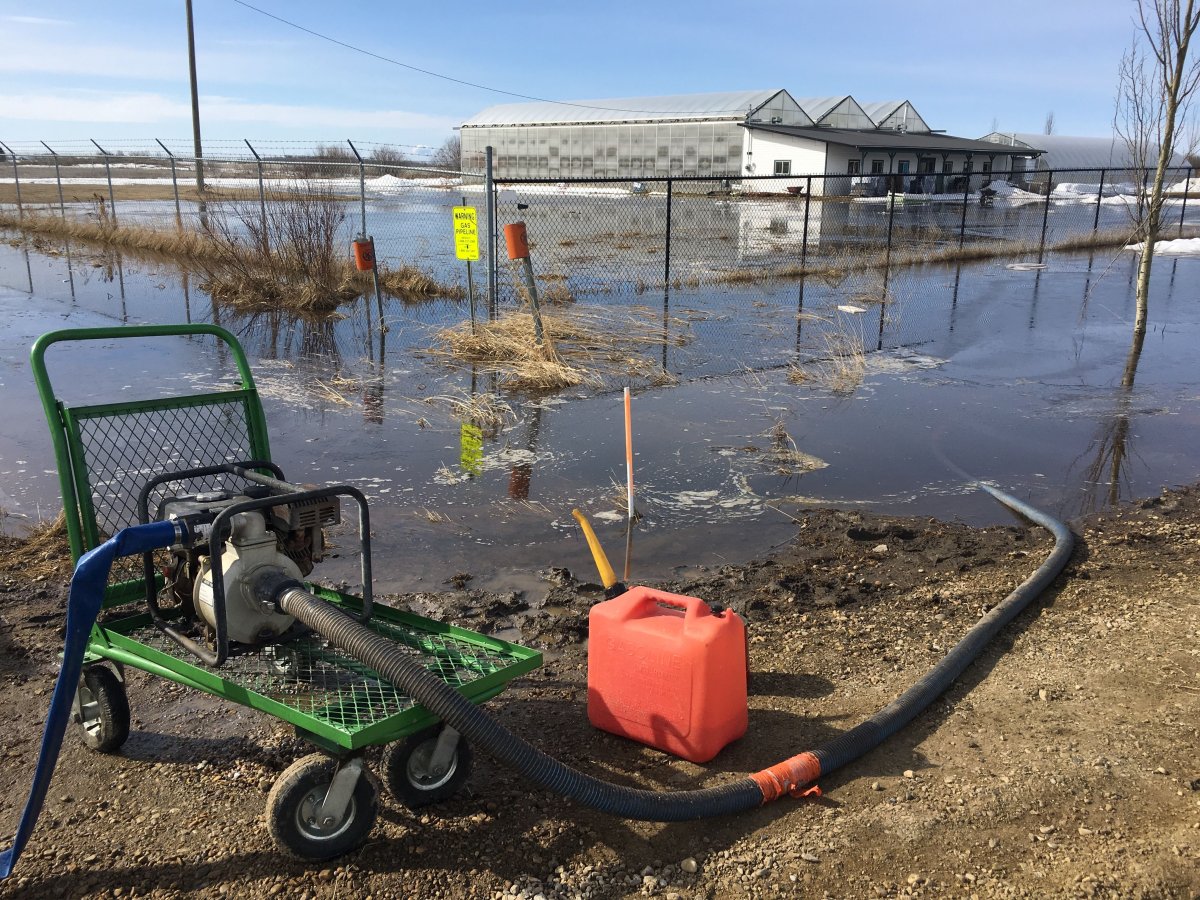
[508,403,543,500]
[1,229,1197,572]
[1077,329,1145,513]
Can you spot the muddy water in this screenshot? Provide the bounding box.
[1,235,1197,596]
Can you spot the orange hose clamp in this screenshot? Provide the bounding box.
[504,222,530,260]
[352,236,376,271]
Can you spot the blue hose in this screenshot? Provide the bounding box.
[0,520,182,879]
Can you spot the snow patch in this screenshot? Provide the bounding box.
[1125,237,1200,256]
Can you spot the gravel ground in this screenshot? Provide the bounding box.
[1,485,1197,899]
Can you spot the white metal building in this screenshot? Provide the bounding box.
[461,89,1040,192]
[978,132,1185,183]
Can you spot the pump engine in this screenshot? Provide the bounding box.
[137,464,367,666]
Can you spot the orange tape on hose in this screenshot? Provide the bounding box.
[749,752,822,803]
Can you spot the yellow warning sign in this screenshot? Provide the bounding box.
[452,206,479,261]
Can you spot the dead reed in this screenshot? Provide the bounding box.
[432,306,689,392]
[718,229,1144,285]
[0,511,73,582]
[789,314,869,395]
[1,194,459,312]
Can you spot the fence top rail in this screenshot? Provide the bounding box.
[0,152,475,179]
[493,165,1193,186]
[0,147,463,173]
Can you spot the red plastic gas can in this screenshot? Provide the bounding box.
[587,586,747,763]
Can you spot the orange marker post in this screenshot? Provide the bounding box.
[624,387,634,524]
[504,221,545,345]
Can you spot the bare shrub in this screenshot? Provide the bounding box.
[199,180,359,313]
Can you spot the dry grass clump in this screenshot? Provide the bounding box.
[433,306,689,392]
[436,314,586,391]
[756,418,829,475]
[0,511,74,582]
[375,265,459,299]
[422,390,516,432]
[789,316,868,395]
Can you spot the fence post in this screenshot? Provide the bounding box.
[1039,169,1054,254]
[801,175,812,268]
[1093,168,1106,232]
[91,139,118,226]
[0,144,23,224]
[663,178,673,288]
[485,146,497,320]
[1178,166,1189,236]
[347,139,385,315]
[959,172,970,248]
[244,139,268,250]
[40,142,67,220]
[885,184,898,269]
[347,139,368,238]
[156,139,183,228]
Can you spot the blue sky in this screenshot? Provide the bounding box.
[0,0,1139,156]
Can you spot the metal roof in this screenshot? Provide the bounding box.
[746,123,1042,156]
[977,132,1185,169]
[859,101,931,133]
[791,96,848,122]
[858,100,904,122]
[461,90,788,127]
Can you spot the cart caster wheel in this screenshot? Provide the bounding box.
[266,754,379,861]
[74,665,130,753]
[383,727,473,808]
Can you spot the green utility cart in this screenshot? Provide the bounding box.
[32,323,541,860]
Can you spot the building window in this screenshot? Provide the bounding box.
[847,159,861,175]
[870,159,885,175]
[964,159,974,173]
[981,160,992,173]
[773,159,791,175]
[944,160,954,173]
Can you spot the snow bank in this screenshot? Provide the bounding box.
[1167,176,1200,193]
[1125,237,1200,256]
[984,180,1042,201]
[1052,182,1102,199]
[368,174,461,192]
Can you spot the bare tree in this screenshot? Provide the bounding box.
[1115,0,1200,338]
[430,134,461,170]
[1044,110,1056,134]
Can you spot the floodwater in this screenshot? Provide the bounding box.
[0,232,1197,596]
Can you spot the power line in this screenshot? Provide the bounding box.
[229,0,753,117]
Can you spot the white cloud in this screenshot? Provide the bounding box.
[2,15,72,26]
[0,90,456,132]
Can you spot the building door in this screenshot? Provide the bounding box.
[917,157,936,193]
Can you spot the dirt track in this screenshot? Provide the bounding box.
[1,485,1197,899]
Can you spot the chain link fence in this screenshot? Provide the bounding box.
[490,167,1198,294]
[2,141,1197,379]
[0,139,471,290]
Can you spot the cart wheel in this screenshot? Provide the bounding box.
[75,665,130,753]
[266,754,378,861]
[383,728,473,808]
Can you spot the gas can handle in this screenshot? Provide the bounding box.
[636,590,710,620]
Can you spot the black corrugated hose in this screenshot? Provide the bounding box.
[275,482,1073,820]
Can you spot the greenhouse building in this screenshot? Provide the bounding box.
[461,89,1040,193]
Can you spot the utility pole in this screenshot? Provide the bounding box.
[185,0,206,198]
